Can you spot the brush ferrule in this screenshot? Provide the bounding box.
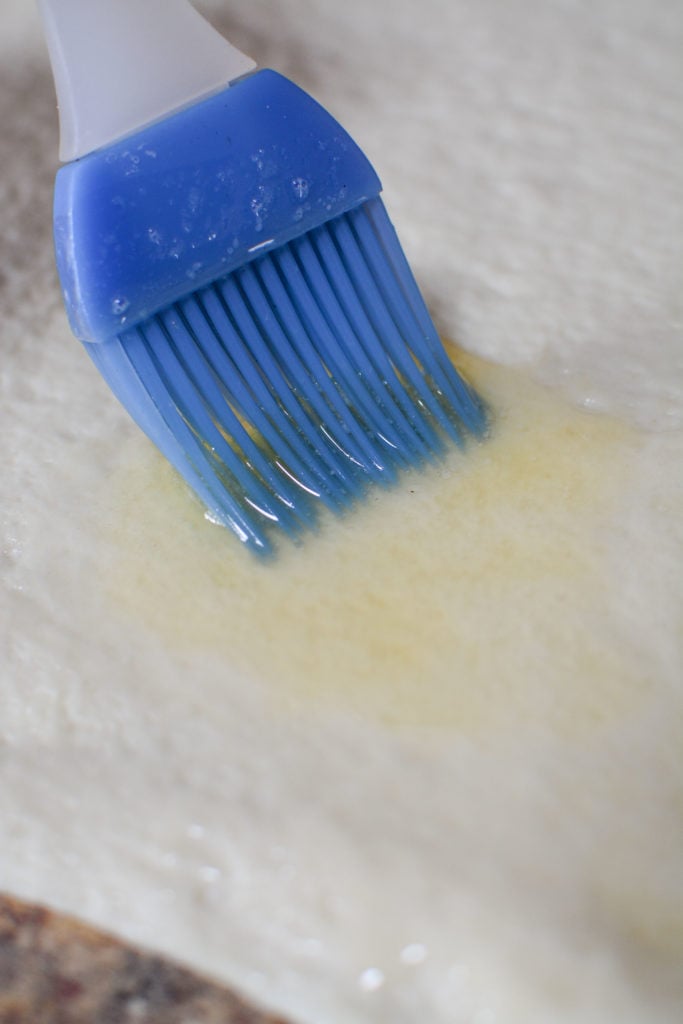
[53,70,382,344]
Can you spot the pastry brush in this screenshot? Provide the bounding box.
[39,0,487,555]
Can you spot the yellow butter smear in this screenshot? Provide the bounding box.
[105,350,649,734]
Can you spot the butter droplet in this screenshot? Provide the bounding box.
[400,943,428,965]
[359,967,385,992]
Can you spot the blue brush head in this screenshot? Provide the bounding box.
[55,71,487,556]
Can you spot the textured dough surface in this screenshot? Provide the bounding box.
[1,2,682,1023]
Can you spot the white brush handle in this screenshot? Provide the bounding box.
[38,0,256,162]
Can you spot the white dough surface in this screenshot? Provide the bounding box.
[1,2,682,1023]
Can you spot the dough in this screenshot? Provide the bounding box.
[1,2,681,1022]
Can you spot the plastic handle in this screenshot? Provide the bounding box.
[37,0,256,162]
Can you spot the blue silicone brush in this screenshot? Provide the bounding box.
[39,0,486,556]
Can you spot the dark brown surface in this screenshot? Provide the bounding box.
[0,894,293,1024]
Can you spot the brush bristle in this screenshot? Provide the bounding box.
[89,198,487,555]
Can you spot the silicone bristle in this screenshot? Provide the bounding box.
[89,198,487,556]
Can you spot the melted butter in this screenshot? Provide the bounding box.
[104,349,649,734]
